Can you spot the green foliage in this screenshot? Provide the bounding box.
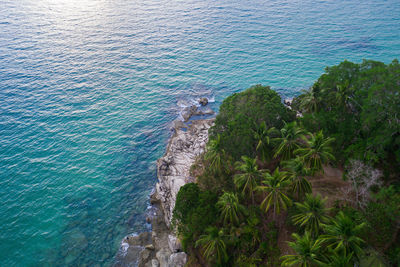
[173,183,200,225]
[173,61,399,265]
[239,211,262,249]
[254,121,279,162]
[362,186,400,265]
[173,183,219,250]
[298,84,321,113]
[234,254,261,267]
[359,249,387,267]
[257,168,292,217]
[204,134,226,174]
[294,131,335,174]
[294,59,400,175]
[217,192,245,226]
[210,84,295,160]
[292,194,330,237]
[274,121,307,161]
[280,231,324,267]
[195,227,228,265]
[197,156,235,193]
[284,157,312,200]
[320,211,365,261]
[234,156,263,205]
[321,250,354,267]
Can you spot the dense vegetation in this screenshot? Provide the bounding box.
[293,59,400,177]
[173,60,400,266]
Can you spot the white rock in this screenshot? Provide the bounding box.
[168,234,181,252]
[168,252,187,267]
[151,259,160,267]
[156,248,171,267]
[154,119,214,226]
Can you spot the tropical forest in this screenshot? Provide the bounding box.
[172,59,400,266]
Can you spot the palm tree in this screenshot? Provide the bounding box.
[280,231,324,267]
[241,215,261,247]
[257,168,291,219]
[294,131,335,174]
[299,85,320,113]
[234,156,262,205]
[320,211,365,260]
[292,193,330,237]
[284,157,312,200]
[335,80,352,108]
[195,227,228,265]
[254,121,277,162]
[217,192,245,226]
[274,122,307,161]
[204,134,225,174]
[321,250,354,267]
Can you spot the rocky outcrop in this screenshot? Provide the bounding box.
[181,105,198,122]
[117,94,215,267]
[181,105,215,122]
[117,118,214,267]
[154,118,214,226]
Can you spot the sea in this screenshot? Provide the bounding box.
[0,0,399,266]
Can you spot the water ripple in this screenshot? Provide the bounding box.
[0,0,399,266]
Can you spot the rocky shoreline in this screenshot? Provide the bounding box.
[116,103,214,267]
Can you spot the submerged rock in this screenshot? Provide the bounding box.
[195,107,215,116]
[172,120,186,131]
[198,97,208,106]
[181,105,198,122]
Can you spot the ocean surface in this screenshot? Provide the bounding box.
[0,0,399,266]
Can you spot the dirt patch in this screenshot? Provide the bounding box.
[277,165,353,258]
[310,165,351,208]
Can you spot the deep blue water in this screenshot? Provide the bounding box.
[0,0,399,266]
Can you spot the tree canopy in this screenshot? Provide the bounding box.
[210,84,295,160]
[173,59,399,266]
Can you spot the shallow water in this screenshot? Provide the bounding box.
[0,0,399,266]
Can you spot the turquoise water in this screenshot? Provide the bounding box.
[0,0,399,266]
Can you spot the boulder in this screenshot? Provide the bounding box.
[168,252,187,267]
[125,232,152,247]
[284,98,293,106]
[196,108,215,116]
[156,248,171,267]
[168,234,181,252]
[151,259,160,267]
[181,105,198,121]
[139,248,151,263]
[145,244,155,250]
[199,97,208,106]
[172,120,186,130]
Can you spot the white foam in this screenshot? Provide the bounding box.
[120,242,129,255]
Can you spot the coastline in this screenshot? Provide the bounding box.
[116,107,214,267]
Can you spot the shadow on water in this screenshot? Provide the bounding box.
[311,36,379,56]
